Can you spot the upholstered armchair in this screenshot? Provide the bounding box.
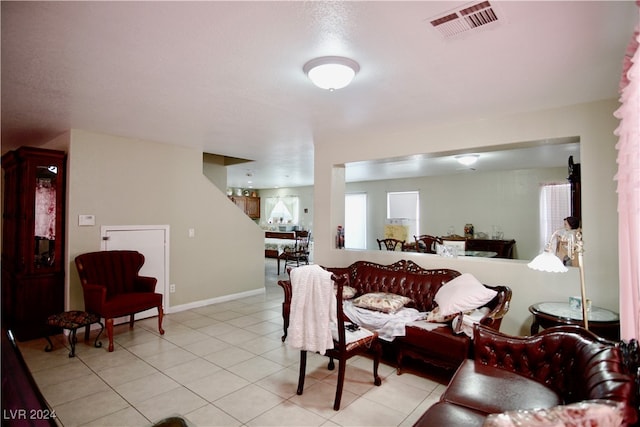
[75,250,164,352]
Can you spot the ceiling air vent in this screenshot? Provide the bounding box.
[429,1,500,38]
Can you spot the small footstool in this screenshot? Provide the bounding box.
[44,311,104,357]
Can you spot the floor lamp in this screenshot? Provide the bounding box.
[528,230,588,330]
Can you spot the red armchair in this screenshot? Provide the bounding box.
[75,250,164,352]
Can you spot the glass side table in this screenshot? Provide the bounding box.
[529,301,620,341]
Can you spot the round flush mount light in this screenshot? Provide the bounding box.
[455,154,479,166]
[303,56,360,91]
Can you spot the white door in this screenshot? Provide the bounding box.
[101,225,169,321]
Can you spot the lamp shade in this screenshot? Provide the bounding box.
[303,56,360,90]
[527,251,569,273]
[528,229,588,330]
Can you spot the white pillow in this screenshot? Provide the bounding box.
[435,273,497,316]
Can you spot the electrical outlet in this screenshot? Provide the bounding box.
[170,284,176,293]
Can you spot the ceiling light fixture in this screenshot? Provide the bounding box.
[455,154,479,166]
[303,56,360,91]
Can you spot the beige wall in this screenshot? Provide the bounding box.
[65,130,264,312]
[202,153,228,191]
[314,99,620,336]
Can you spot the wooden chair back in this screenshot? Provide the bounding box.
[377,238,405,251]
[414,235,443,254]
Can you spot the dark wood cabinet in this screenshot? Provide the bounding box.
[568,155,581,222]
[465,239,516,259]
[2,147,66,341]
[229,196,260,219]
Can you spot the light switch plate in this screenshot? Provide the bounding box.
[78,214,95,226]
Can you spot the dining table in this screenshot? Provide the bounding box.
[462,250,498,257]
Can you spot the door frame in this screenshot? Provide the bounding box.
[100,224,171,311]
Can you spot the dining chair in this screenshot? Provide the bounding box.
[441,239,467,256]
[414,235,443,254]
[377,238,405,251]
[285,266,382,410]
[282,230,311,271]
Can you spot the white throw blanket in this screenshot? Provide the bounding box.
[286,264,336,355]
[342,301,426,341]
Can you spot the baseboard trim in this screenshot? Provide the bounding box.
[67,287,266,333]
[165,287,266,314]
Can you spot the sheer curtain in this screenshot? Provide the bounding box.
[538,183,571,251]
[614,4,640,340]
[264,196,299,224]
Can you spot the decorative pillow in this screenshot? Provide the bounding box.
[435,273,497,316]
[483,400,624,427]
[334,284,357,300]
[425,306,458,323]
[353,292,412,313]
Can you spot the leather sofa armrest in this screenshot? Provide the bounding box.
[82,283,106,312]
[134,276,158,293]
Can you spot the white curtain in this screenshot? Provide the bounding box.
[265,196,299,224]
[387,191,419,239]
[614,5,640,340]
[345,193,367,249]
[538,183,571,251]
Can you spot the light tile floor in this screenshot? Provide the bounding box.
[18,260,446,427]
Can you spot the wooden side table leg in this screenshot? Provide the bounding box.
[94,321,104,349]
[44,335,54,352]
[68,328,78,357]
[530,317,541,335]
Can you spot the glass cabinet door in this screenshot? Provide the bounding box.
[21,150,66,275]
[34,164,59,269]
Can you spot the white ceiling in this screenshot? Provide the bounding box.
[1,1,635,189]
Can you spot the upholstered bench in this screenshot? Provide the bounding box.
[44,310,103,357]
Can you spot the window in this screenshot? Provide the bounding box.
[539,183,571,249]
[387,191,419,241]
[345,193,367,249]
[264,196,299,224]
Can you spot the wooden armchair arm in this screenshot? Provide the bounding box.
[479,285,512,329]
[277,279,292,341]
[134,276,158,293]
[277,279,292,306]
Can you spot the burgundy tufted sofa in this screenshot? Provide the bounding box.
[277,260,512,373]
[414,324,638,426]
[75,250,164,352]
